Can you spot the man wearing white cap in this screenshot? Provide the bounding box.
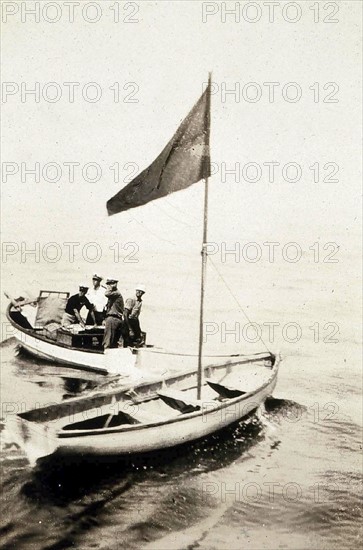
[86,274,107,326]
[103,278,124,349]
[124,284,146,346]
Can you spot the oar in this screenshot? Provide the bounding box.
[3,291,38,307]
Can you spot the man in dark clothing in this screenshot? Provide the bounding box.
[62,286,95,328]
[102,278,124,349]
[5,293,37,330]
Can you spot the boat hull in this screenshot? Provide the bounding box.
[13,327,107,371]
[6,307,137,374]
[56,376,276,456]
[8,354,280,464]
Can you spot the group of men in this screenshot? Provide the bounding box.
[61,274,146,349]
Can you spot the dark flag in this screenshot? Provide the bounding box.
[107,80,211,216]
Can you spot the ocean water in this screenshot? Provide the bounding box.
[0,229,361,550]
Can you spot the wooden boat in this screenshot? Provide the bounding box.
[8,352,279,465]
[5,291,139,375]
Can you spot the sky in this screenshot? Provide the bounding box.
[1,0,361,262]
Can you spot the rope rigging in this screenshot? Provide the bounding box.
[207,254,271,354]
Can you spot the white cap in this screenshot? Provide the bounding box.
[106,277,118,284]
[136,283,146,293]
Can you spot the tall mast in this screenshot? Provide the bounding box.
[197,72,212,400]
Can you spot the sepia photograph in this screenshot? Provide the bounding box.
[0,1,362,549]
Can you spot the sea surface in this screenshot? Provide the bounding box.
[0,233,362,550]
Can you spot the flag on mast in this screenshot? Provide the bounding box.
[107,80,211,216]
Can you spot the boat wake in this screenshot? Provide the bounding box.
[136,398,308,550]
[263,396,307,421]
[0,336,18,350]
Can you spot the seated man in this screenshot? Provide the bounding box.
[123,284,146,346]
[62,285,95,329]
[5,292,37,330]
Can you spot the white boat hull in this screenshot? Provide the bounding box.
[8,354,280,464]
[57,377,276,456]
[8,321,137,375]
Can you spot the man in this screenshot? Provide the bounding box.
[5,291,37,330]
[124,284,146,346]
[86,274,107,325]
[103,278,124,349]
[62,285,95,328]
